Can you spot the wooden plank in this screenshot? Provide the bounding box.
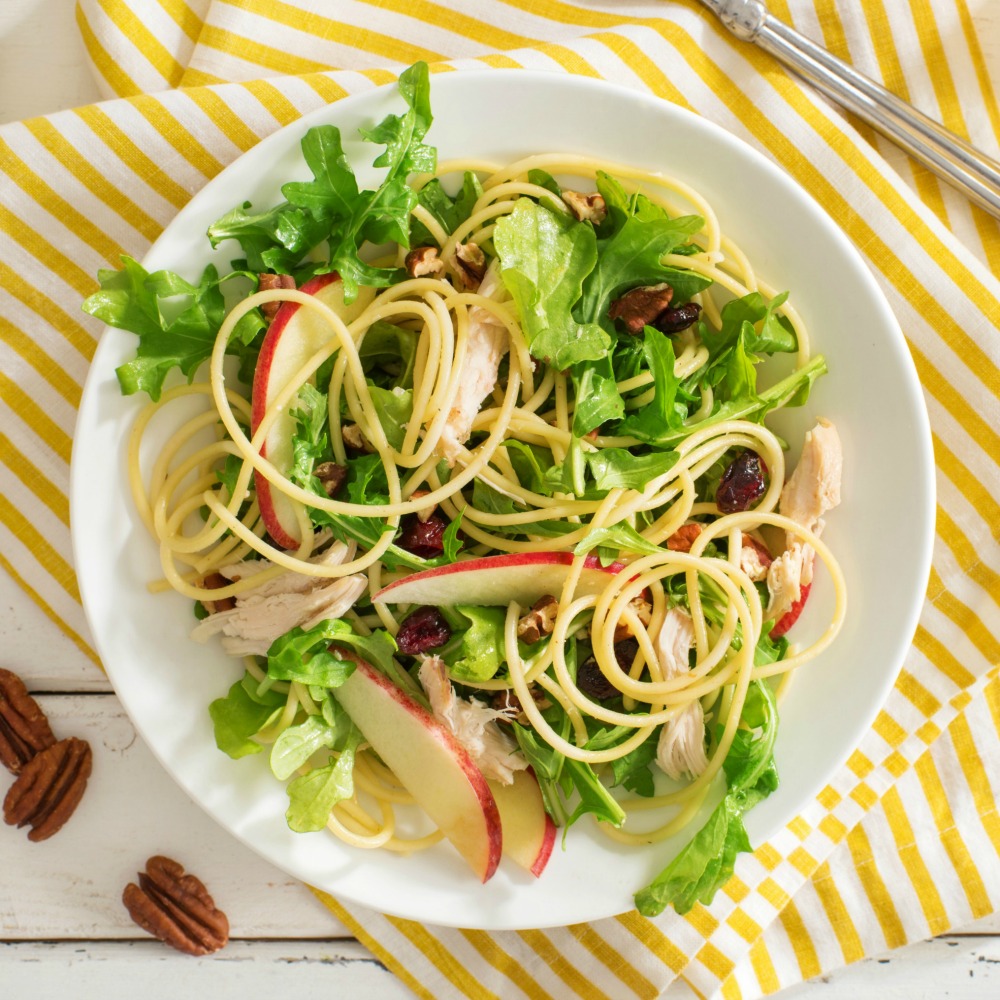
[0,694,348,939]
[783,936,1000,998]
[0,940,415,997]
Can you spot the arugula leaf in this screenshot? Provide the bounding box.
[493,199,610,368]
[409,171,484,247]
[634,680,779,915]
[359,320,418,388]
[208,62,434,302]
[285,727,362,833]
[587,447,679,491]
[270,714,339,780]
[700,290,797,358]
[563,758,627,829]
[208,674,284,759]
[609,731,659,797]
[83,257,264,400]
[444,605,507,682]
[570,357,625,436]
[615,326,685,443]
[267,618,398,685]
[367,385,413,450]
[574,522,663,560]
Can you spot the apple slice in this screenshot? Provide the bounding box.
[489,769,557,877]
[251,273,376,548]
[334,656,502,882]
[373,552,626,608]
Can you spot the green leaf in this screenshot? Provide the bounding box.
[270,714,339,780]
[267,618,398,685]
[574,522,663,559]
[493,199,610,369]
[409,171,484,247]
[285,728,362,833]
[562,758,626,829]
[609,731,659,797]
[570,357,624,436]
[587,447,679,491]
[634,680,779,915]
[84,257,262,401]
[444,605,508,681]
[367,384,413,450]
[615,327,685,442]
[208,675,284,759]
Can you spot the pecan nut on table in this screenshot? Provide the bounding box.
[0,666,56,773]
[1,667,93,842]
[122,855,230,956]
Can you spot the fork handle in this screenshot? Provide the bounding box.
[707,0,1000,218]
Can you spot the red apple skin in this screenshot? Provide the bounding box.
[489,768,557,878]
[373,552,628,609]
[251,273,374,548]
[334,655,503,883]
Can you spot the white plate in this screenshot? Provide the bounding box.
[71,70,934,929]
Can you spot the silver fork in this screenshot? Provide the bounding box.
[696,0,1000,218]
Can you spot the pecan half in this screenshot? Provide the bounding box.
[666,522,703,553]
[314,461,348,498]
[200,572,236,616]
[612,595,653,643]
[516,595,559,644]
[0,668,56,774]
[608,283,675,334]
[123,856,229,956]
[341,423,373,454]
[562,190,607,225]
[257,273,296,320]
[405,245,444,278]
[450,241,487,288]
[3,736,92,841]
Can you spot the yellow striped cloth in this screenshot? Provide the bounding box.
[1,0,996,995]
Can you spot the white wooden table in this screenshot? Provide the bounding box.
[2,3,999,997]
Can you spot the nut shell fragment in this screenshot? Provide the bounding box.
[3,736,92,841]
[123,855,229,956]
[0,668,56,774]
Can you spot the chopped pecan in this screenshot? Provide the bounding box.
[666,522,703,553]
[0,668,56,774]
[3,736,92,841]
[341,423,373,454]
[608,283,675,335]
[200,572,236,615]
[123,856,229,956]
[314,461,348,498]
[563,190,607,225]
[612,595,653,643]
[450,241,487,288]
[516,595,559,645]
[257,273,296,320]
[405,246,444,279]
[409,488,438,523]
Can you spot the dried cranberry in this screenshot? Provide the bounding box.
[716,452,768,513]
[398,513,447,558]
[577,639,639,701]
[654,302,701,334]
[395,605,452,655]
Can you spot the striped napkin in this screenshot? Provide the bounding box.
[2,0,997,995]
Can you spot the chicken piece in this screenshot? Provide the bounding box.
[653,608,709,781]
[418,657,527,785]
[191,542,366,657]
[739,535,773,583]
[437,262,510,466]
[778,418,842,537]
[766,420,842,620]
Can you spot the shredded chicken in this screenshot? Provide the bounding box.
[653,608,709,781]
[739,536,772,583]
[418,657,527,785]
[191,542,366,656]
[766,419,843,619]
[437,261,510,466]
